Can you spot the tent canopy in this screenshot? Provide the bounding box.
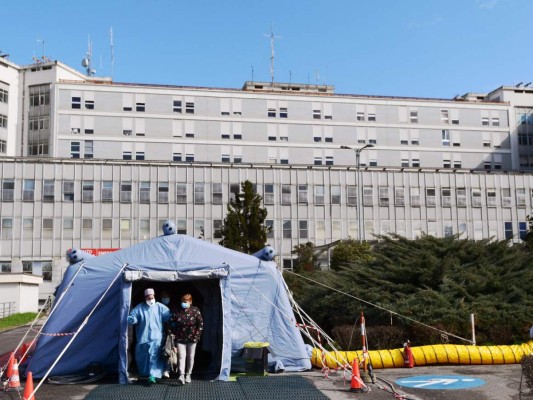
[26,234,311,382]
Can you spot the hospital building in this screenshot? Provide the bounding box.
[0,55,533,304]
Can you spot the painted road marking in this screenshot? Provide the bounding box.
[395,375,486,390]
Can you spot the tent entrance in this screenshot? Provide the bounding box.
[128,275,224,380]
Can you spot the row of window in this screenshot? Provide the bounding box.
[69,95,505,127]
[0,261,53,281]
[29,85,50,107]
[0,217,527,245]
[1,179,531,208]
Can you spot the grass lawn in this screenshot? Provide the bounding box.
[0,313,37,331]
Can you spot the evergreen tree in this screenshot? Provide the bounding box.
[330,238,373,270]
[219,180,269,254]
[292,242,319,272]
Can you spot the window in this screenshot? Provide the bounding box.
[41,262,52,281]
[0,88,8,104]
[379,187,389,206]
[29,84,50,107]
[298,185,308,204]
[82,219,93,239]
[363,187,373,206]
[173,153,182,162]
[23,261,33,274]
[325,156,334,165]
[266,219,274,239]
[140,219,150,240]
[173,100,182,113]
[280,107,288,118]
[194,182,205,204]
[519,222,527,241]
[502,188,511,207]
[457,188,467,207]
[504,222,513,240]
[194,220,204,238]
[315,185,325,205]
[395,187,405,206]
[42,218,53,239]
[441,188,451,207]
[1,218,13,239]
[233,134,242,140]
[23,179,35,201]
[0,140,6,154]
[283,220,292,238]
[136,102,145,112]
[482,117,489,126]
[331,185,341,204]
[43,180,54,202]
[84,141,93,158]
[441,110,449,124]
[213,220,223,239]
[63,218,74,239]
[332,220,342,240]
[452,118,459,125]
[185,154,194,162]
[71,141,80,158]
[120,219,131,239]
[410,187,420,206]
[492,117,500,126]
[185,133,194,138]
[176,183,187,204]
[123,151,132,160]
[102,181,113,202]
[281,185,291,205]
[120,182,132,203]
[264,184,274,205]
[63,180,74,201]
[401,158,409,167]
[71,96,81,109]
[347,186,357,206]
[0,114,6,129]
[123,130,132,136]
[229,183,240,202]
[85,100,94,109]
[185,102,194,114]
[139,182,150,203]
[221,154,230,163]
[487,189,497,207]
[206,183,221,205]
[299,220,308,239]
[442,130,450,146]
[158,182,169,203]
[268,108,276,118]
[1,179,14,202]
[316,220,325,241]
[356,112,365,121]
[412,158,420,168]
[409,111,418,123]
[444,223,453,238]
[102,219,112,240]
[368,113,376,122]
[313,109,321,119]
[472,189,482,207]
[314,156,322,165]
[517,188,526,207]
[176,220,187,235]
[135,151,145,160]
[82,181,94,202]
[426,188,436,206]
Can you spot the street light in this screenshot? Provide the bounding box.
[340,144,375,242]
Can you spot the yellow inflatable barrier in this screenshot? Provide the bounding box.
[311,341,533,369]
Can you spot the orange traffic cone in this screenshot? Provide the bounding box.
[349,358,369,393]
[6,358,22,391]
[4,352,14,380]
[23,371,35,400]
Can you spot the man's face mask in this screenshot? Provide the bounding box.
[161,297,170,305]
[146,298,155,306]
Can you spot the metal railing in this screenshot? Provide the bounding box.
[0,302,16,319]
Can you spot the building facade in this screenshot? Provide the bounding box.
[1,57,532,303]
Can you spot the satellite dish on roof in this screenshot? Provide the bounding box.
[81,58,89,68]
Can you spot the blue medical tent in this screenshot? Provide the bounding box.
[25,234,311,383]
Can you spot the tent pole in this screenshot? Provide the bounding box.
[28,263,128,399]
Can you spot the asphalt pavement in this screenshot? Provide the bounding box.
[0,325,530,400]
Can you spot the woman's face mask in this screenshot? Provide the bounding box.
[161,297,170,305]
[181,301,190,309]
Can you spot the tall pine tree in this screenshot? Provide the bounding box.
[219,180,269,254]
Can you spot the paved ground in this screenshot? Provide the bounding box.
[0,325,531,399]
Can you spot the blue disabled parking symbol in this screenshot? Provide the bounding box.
[395,375,486,390]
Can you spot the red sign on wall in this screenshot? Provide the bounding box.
[82,248,120,256]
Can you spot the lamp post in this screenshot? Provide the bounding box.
[341,144,374,242]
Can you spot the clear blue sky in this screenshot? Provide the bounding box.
[2,0,532,98]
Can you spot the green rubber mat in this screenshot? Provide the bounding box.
[85,375,328,400]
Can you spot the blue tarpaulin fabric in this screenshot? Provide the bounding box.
[25,235,311,383]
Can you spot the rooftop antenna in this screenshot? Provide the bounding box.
[251,66,254,83]
[264,24,281,85]
[110,27,115,78]
[525,82,532,87]
[314,69,321,86]
[81,35,96,76]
